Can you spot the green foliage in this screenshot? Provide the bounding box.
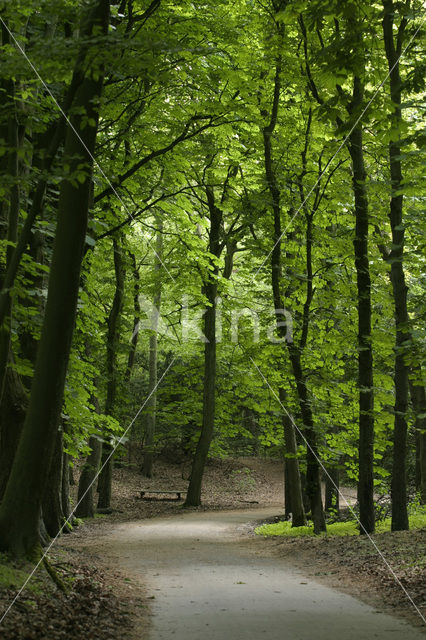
[0,0,424,515]
[255,510,426,538]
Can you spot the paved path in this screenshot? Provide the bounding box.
[103,507,425,639]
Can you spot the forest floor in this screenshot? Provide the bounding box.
[0,456,424,638]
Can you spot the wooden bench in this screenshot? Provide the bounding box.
[140,489,184,501]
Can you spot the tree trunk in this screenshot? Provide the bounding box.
[263,61,320,533]
[185,190,222,507]
[383,0,409,531]
[280,390,306,526]
[125,252,141,381]
[42,427,64,538]
[141,218,163,478]
[62,450,72,523]
[410,382,426,503]
[98,233,125,510]
[347,78,375,535]
[287,345,325,533]
[76,435,102,518]
[0,360,27,500]
[184,281,217,506]
[0,0,109,557]
[325,467,340,517]
[0,58,20,402]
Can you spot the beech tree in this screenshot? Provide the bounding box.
[0,0,424,557]
[0,0,110,556]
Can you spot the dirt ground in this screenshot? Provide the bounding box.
[86,456,287,522]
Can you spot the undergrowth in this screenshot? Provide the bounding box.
[256,510,426,538]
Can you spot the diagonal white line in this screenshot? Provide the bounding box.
[0,17,175,283]
[253,14,425,279]
[248,354,426,624]
[0,356,176,625]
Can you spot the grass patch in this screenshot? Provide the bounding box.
[255,512,426,538]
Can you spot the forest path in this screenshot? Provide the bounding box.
[100,507,424,639]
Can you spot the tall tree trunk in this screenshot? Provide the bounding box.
[98,234,125,510]
[125,252,141,381]
[0,0,109,557]
[184,281,217,506]
[262,62,316,530]
[0,52,20,401]
[185,191,222,507]
[383,0,409,531]
[141,218,163,478]
[347,77,375,535]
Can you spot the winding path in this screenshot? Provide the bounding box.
[100,507,424,639]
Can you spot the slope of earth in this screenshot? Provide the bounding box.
[0,552,138,640]
[74,456,287,523]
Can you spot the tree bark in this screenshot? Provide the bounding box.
[0,359,27,500]
[41,427,64,538]
[76,435,102,518]
[141,217,163,478]
[62,450,72,523]
[280,390,306,526]
[98,233,125,510]
[325,467,340,517]
[262,62,316,530]
[0,54,20,402]
[382,0,410,531]
[185,191,221,507]
[0,0,109,557]
[125,252,141,381]
[411,382,426,503]
[347,77,375,535]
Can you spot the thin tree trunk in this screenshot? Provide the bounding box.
[284,459,291,519]
[62,450,71,522]
[262,62,314,530]
[98,234,125,510]
[0,56,20,401]
[325,467,340,516]
[280,390,306,526]
[0,0,109,557]
[184,281,217,506]
[76,435,102,518]
[185,191,222,507]
[125,252,141,381]
[141,218,163,478]
[347,76,375,535]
